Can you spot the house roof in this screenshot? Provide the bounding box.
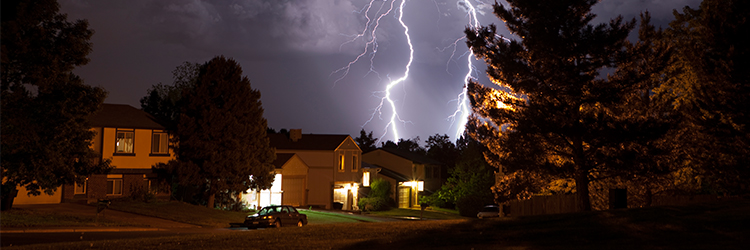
[273,153,296,169]
[363,162,410,183]
[89,104,166,130]
[269,133,351,151]
[374,147,443,165]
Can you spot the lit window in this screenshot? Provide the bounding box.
[116,130,134,154]
[363,172,370,187]
[352,155,358,172]
[74,180,87,194]
[339,154,345,172]
[106,175,123,195]
[151,131,169,154]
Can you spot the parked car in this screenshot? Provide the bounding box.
[477,205,500,219]
[244,205,308,229]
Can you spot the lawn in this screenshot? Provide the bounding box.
[366,207,464,220]
[0,208,142,228]
[107,200,252,228]
[5,199,749,250]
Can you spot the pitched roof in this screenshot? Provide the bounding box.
[269,133,351,151]
[375,147,443,165]
[362,162,409,182]
[273,153,296,169]
[89,104,165,129]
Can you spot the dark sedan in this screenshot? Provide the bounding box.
[244,205,308,229]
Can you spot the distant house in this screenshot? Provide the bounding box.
[255,129,363,210]
[362,147,444,208]
[241,153,309,209]
[63,104,173,203]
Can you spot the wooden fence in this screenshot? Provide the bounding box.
[505,194,579,217]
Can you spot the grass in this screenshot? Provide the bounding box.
[0,208,142,228]
[300,209,382,224]
[4,199,748,249]
[366,207,465,220]
[107,200,252,228]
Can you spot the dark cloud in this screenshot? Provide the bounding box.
[59,0,701,143]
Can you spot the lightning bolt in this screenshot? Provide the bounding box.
[332,0,412,143]
[332,0,507,142]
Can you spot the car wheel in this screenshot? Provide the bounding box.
[274,220,282,228]
[297,220,304,227]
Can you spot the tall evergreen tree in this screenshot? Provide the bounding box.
[140,62,200,130]
[656,0,749,194]
[465,0,669,211]
[1,0,110,205]
[171,56,275,208]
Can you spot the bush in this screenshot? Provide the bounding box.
[358,197,390,211]
[456,194,494,217]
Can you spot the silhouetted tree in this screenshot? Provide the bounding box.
[169,56,276,208]
[466,0,670,211]
[355,129,378,153]
[396,137,426,155]
[140,62,200,130]
[426,134,460,170]
[1,0,111,206]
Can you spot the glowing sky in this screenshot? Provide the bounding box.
[59,0,701,143]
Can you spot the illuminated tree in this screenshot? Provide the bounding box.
[1,0,111,205]
[170,56,276,208]
[656,0,750,194]
[466,0,670,211]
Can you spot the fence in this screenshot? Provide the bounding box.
[505,194,579,217]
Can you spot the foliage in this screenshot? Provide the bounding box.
[140,61,200,130]
[655,0,750,194]
[465,0,671,211]
[359,178,394,211]
[382,137,426,155]
[0,0,111,200]
[354,129,378,153]
[155,56,276,208]
[426,134,461,171]
[428,136,494,216]
[357,197,390,212]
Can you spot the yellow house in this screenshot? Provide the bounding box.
[268,129,362,210]
[11,104,174,205]
[62,104,173,203]
[362,147,444,208]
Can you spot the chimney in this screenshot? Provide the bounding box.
[290,129,302,142]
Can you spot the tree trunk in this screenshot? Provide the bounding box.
[574,172,592,211]
[207,192,216,209]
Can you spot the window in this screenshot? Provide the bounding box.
[106,174,123,195]
[74,180,87,194]
[351,155,359,172]
[339,154,345,172]
[425,166,432,179]
[151,131,169,155]
[115,130,134,154]
[363,172,370,187]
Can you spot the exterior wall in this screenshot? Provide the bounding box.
[280,155,309,207]
[362,150,416,179]
[12,185,62,205]
[100,127,172,170]
[277,149,333,209]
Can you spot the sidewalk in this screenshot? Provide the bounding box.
[1,203,201,233]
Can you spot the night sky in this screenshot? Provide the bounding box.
[59,0,701,144]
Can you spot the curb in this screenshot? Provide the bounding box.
[0,227,163,233]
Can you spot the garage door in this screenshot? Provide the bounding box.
[398,187,410,208]
[282,177,305,207]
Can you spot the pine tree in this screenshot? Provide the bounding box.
[465,0,670,211]
[172,56,276,208]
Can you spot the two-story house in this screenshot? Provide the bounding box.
[362,147,444,208]
[261,129,363,210]
[62,104,173,203]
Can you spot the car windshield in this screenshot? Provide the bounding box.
[481,206,499,212]
[257,206,282,216]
